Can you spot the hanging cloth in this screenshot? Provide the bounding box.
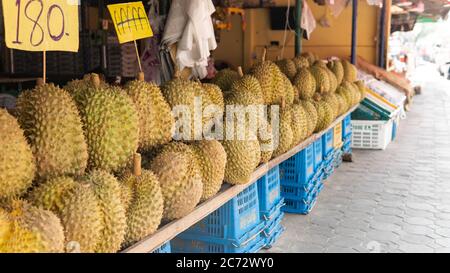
[161,0,217,80]
[301,0,317,39]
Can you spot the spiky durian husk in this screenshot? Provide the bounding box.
[342,60,358,82]
[355,80,367,102]
[16,84,87,180]
[162,78,214,141]
[309,66,331,94]
[313,98,334,132]
[0,109,35,199]
[282,74,295,105]
[149,143,203,221]
[125,79,174,151]
[301,52,316,66]
[212,68,240,91]
[66,76,139,173]
[271,109,294,157]
[228,75,265,106]
[28,177,103,253]
[322,93,340,120]
[293,68,317,100]
[81,171,126,253]
[275,59,297,80]
[327,60,344,85]
[190,140,227,201]
[250,61,281,105]
[202,83,225,114]
[0,200,64,253]
[292,56,310,69]
[299,100,318,136]
[221,119,261,185]
[120,170,163,247]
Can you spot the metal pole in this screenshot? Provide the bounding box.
[351,0,358,64]
[295,0,303,56]
[378,0,387,68]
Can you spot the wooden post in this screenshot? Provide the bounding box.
[134,40,143,72]
[42,51,46,84]
[351,0,359,64]
[295,0,303,56]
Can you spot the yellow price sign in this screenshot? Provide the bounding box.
[107,1,153,44]
[1,0,79,52]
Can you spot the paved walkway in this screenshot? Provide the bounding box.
[266,72,450,253]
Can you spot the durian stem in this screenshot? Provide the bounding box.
[237,66,244,78]
[276,56,281,61]
[137,72,145,81]
[91,74,101,88]
[281,97,286,110]
[42,51,46,84]
[134,40,143,72]
[262,47,267,62]
[133,153,142,177]
[36,78,45,87]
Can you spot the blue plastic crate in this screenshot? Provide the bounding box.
[281,182,315,200]
[279,145,314,186]
[333,149,343,169]
[261,198,284,222]
[152,241,171,253]
[282,196,318,215]
[313,139,323,171]
[180,183,261,245]
[172,225,265,253]
[262,212,285,249]
[322,129,334,157]
[257,165,281,218]
[342,115,352,138]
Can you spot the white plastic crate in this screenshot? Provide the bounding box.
[351,119,393,150]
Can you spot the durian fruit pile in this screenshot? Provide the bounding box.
[275,54,366,135]
[1,73,199,253]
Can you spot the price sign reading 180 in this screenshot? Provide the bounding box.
[2,0,79,52]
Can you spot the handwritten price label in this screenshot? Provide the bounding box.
[2,0,79,52]
[107,1,153,44]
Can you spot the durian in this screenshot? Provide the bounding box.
[271,107,294,157]
[293,68,316,100]
[190,140,227,201]
[299,100,318,136]
[327,60,344,85]
[149,144,202,221]
[292,56,310,69]
[16,82,88,180]
[28,177,103,253]
[212,68,240,91]
[342,60,358,82]
[275,59,297,80]
[313,96,334,132]
[66,74,139,173]
[0,200,64,253]
[310,66,331,94]
[120,156,163,246]
[82,170,126,253]
[221,119,261,185]
[0,109,35,199]
[124,73,174,151]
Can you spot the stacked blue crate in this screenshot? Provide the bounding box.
[322,130,335,180]
[257,165,285,249]
[152,241,171,253]
[279,144,323,214]
[171,183,265,253]
[342,114,353,154]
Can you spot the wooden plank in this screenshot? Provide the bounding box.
[122,105,358,253]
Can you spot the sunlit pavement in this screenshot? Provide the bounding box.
[265,68,450,253]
